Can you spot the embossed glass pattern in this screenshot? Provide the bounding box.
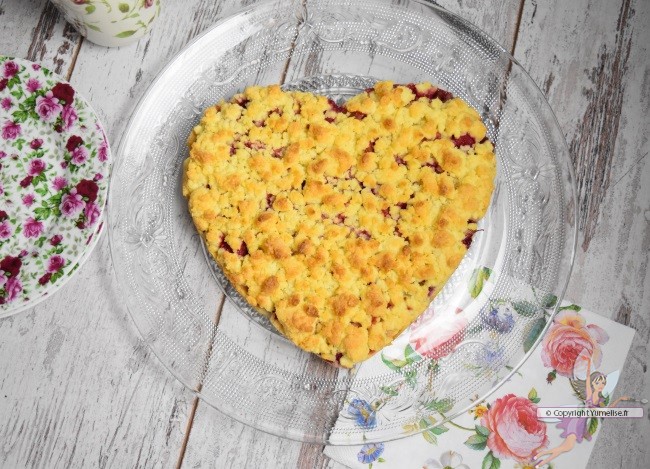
[109,0,577,444]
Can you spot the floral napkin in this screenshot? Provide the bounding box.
[324,301,635,469]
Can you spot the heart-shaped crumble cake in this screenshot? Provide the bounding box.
[182,81,496,367]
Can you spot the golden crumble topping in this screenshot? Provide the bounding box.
[182,81,496,367]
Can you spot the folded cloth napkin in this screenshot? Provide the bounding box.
[324,301,636,469]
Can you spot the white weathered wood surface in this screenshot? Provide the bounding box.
[0,0,648,468]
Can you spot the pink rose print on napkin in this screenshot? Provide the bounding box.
[1,97,11,111]
[30,138,43,149]
[50,234,63,246]
[2,120,21,140]
[0,79,8,91]
[23,217,44,238]
[145,0,154,7]
[3,60,19,78]
[410,313,468,360]
[35,91,63,122]
[541,310,609,378]
[481,394,548,462]
[60,191,85,218]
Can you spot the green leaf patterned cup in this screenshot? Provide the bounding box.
[50,0,161,47]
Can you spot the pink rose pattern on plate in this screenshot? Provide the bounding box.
[0,56,110,312]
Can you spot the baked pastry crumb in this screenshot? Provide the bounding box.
[183,81,496,367]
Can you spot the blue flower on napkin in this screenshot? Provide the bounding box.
[476,341,506,372]
[348,398,377,429]
[357,442,384,464]
[482,304,515,333]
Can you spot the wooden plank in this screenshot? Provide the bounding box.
[514,0,649,466]
[0,0,82,79]
[0,239,195,469]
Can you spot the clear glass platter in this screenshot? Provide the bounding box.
[108,0,577,444]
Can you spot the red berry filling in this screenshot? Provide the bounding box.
[427,286,436,297]
[236,241,249,257]
[219,235,234,253]
[423,159,444,174]
[245,141,266,150]
[357,230,371,240]
[266,193,275,209]
[394,155,407,166]
[402,83,454,102]
[235,97,250,108]
[453,134,476,148]
[462,229,477,249]
[327,99,346,114]
[432,88,453,102]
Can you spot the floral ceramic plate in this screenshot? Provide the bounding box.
[0,56,111,318]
